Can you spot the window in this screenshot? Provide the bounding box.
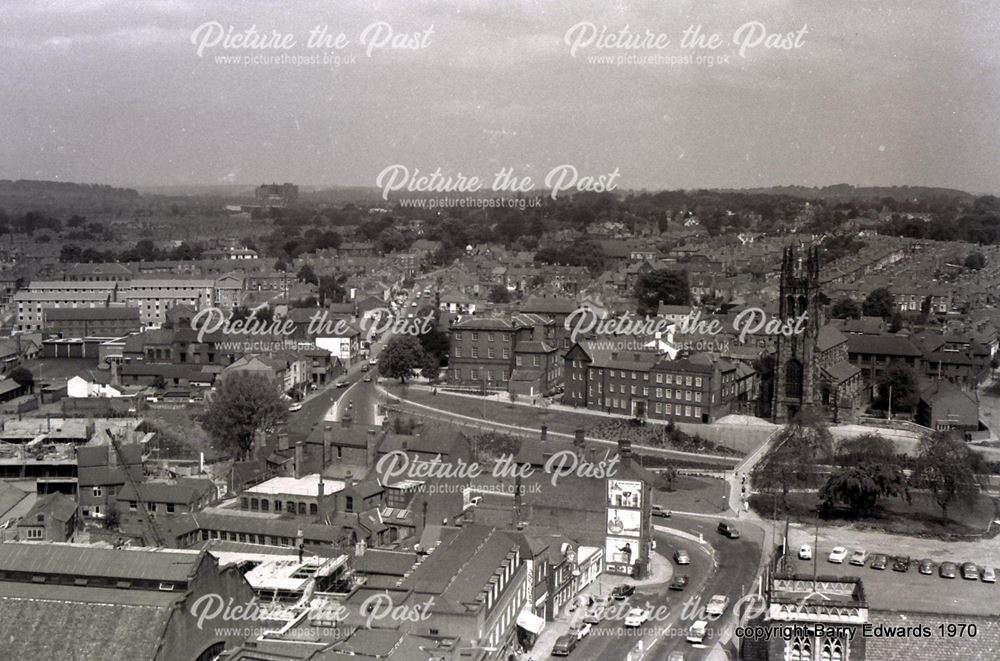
[92,487,103,497]
[695,392,702,403]
[166,503,175,513]
[685,376,693,386]
[685,406,692,417]
[533,356,540,367]
[129,501,137,512]
[786,637,811,661]
[655,388,662,398]
[260,500,269,512]
[250,498,259,512]
[275,500,282,512]
[471,369,480,380]
[488,347,495,359]
[310,503,318,515]
[471,332,479,341]
[502,347,510,359]
[345,496,354,512]
[455,347,462,358]
[471,347,479,358]
[695,377,703,387]
[665,403,672,414]
[516,356,523,366]
[26,528,43,539]
[665,374,673,384]
[656,373,663,384]
[821,638,844,661]
[630,385,637,395]
[487,333,494,342]
[147,503,157,513]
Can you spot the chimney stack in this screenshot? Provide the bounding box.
[540,425,547,442]
[344,469,354,489]
[294,441,304,479]
[323,425,332,468]
[317,473,325,510]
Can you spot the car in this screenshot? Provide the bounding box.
[686,620,709,644]
[611,584,635,600]
[363,376,372,383]
[369,357,378,365]
[335,380,349,388]
[288,402,303,412]
[669,574,689,591]
[623,607,650,628]
[798,544,813,560]
[361,363,369,372]
[674,549,690,565]
[892,556,911,572]
[918,559,935,575]
[582,611,601,625]
[572,622,592,640]
[551,634,577,656]
[705,594,729,618]
[651,504,671,518]
[717,521,740,539]
[411,301,418,307]
[828,547,849,564]
[667,653,687,661]
[939,562,958,579]
[871,554,889,570]
[849,549,868,566]
[961,562,979,580]
[983,567,996,583]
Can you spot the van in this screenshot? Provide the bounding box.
[717,521,740,539]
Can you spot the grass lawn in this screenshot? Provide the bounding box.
[750,490,999,539]
[144,407,214,461]
[652,475,729,515]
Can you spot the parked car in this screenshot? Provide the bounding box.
[551,634,577,656]
[939,562,958,579]
[335,380,349,388]
[961,562,979,580]
[360,363,369,372]
[674,549,690,565]
[669,574,689,591]
[572,623,592,640]
[582,610,601,625]
[849,549,868,566]
[705,594,729,618]
[288,402,303,412]
[892,556,910,572]
[918,559,934,575]
[798,544,812,560]
[717,521,740,539]
[369,357,378,365]
[871,554,889,570]
[982,567,996,584]
[652,504,671,518]
[828,547,848,564]
[611,584,635,600]
[623,607,650,628]
[686,620,709,644]
[667,653,687,661]
[363,376,372,383]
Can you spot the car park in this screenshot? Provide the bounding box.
[623,608,650,627]
[612,584,635,600]
[871,554,888,570]
[849,549,867,566]
[674,549,690,565]
[939,562,957,579]
[551,634,577,656]
[828,547,848,564]
[892,556,910,572]
[798,544,812,560]
[918,559,934,575]
[982,567,996,583]
[669,575,689,591]
[961,562,979,580]
[717,521,740,539]
[686,620,708,644]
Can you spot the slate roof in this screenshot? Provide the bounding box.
[865,611,1000,660]
[846,334,923,357]
[19,493,76,523]
[0,543,201,582]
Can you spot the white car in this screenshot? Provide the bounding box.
[288,402,303,412]
[828,547,849,564]
[686,620,708,644]
[572,622,592,639]
[705,594,729,618]
[623,607,650,628]
[798,544,812,560]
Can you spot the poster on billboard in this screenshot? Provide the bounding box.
[605,536,637,566]
[606,508,641,537]
[607,479,642,509]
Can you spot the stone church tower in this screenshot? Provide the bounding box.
[771,245,822,422]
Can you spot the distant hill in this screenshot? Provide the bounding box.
[0,179,141,214]
[720,184,976,202]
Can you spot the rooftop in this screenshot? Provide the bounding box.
[245,474,345,498]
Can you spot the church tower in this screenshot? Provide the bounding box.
[771,245,822,422]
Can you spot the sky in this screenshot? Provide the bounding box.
[0,0,998,193]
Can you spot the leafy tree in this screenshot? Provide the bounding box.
[830,298,861,320]
[635,269,691,315]
[200,373,286,460]
[875,362,919,412]
[489,286,511,303]
[378,335,428,384]
[318,273,348,304]
[418,323,450,367]
[964,252,986,270]
[7,367,33,392]
[819,463,908,515]
[911,431,979,520]
[753,409,834,508]
[298,263,318,285]
[835,433,896,467]
[274,259,288,272]
[862,287,895,319]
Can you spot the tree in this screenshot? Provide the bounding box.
[7,367,33,393]
[835,433,896,467]
[418,323,450,368]
[489,286,511,303]
[200,373,286,460]
[298,263,318,285]
[753,409,834,508]
[911,431,979,521]
[635,269,691,315]
[318,273,348,304]
[875,362,919,412]
[378,335,428,384]
[862,287,895,319]
[830,298,861,320]
[964,252,986,270]
[819,463,908,516]
[274,259,288,272]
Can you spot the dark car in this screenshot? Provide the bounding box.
[669,574,689,591]
[612,584,635,600]
[673,549,690,565]
[939,562,958,579]
[918,559,935,575]
[717,521,740,539]
[892,556,911,572]
[360,363,369,372]
[551,634,578,656]
[871,554,889,570]
[961,562,980,580]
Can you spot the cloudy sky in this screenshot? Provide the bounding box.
[1,0,997,192]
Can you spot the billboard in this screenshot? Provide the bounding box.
[607,479,642,509]
[607,508,641,537]
[605,537,637,567]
